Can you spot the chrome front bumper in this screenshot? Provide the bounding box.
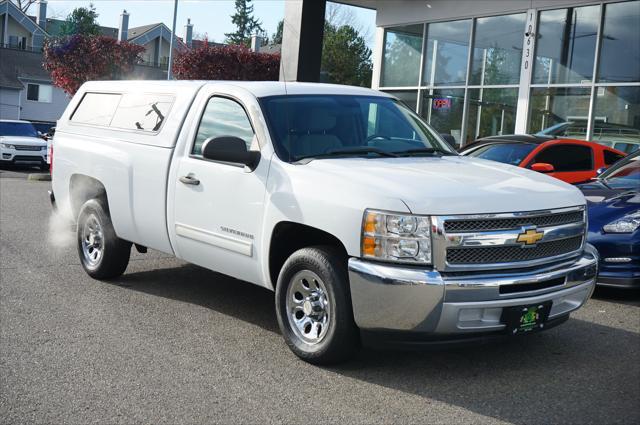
[348,245,598,334]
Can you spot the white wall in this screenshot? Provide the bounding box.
[0,88,20,119]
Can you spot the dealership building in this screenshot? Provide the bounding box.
[282,0,639,148]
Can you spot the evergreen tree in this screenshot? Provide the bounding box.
[59,3,100,36]
[224,0,264,46]
[321,22,373,87]
[272,20,283,45]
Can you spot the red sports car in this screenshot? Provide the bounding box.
[460,135,626,184]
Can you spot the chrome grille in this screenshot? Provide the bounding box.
[446,236,583,265]
[14,145,42,151]
[444,211,584,233]
[433,206,586,272]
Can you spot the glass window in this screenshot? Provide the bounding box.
[423,20,471,86]
[71,93,122,126]
[532,144,593,171]
[27,84,38,101]
[529,87,592,136]
[465,143,537,166]
[466,88,518,141]
[110,94,174,132]
[193,97,254,156]
[601,155,640,189]
[0,121,38,137]
[592,86,640,147]
[26,84,52,103]
[533,6,599,84]
[470,14,526,85]
[603,150,625,165]
[422,89,465,144]
[598,1,640,82]
[384,90,418,112]
[260,95,454,162]
[381,24,423,87]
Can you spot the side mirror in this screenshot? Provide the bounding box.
[202,136,260,170]
[531,162,555,173]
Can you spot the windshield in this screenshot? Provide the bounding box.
[0,122,38,137]
[465,143,536,166]
[260,95,455,162]
[601,154,640,190]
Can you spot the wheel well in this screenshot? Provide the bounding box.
[69,174,108,220]
[269,222,348,288]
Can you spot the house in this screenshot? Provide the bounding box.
[0,0,192,126]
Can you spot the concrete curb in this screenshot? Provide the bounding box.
[27,173,51,181]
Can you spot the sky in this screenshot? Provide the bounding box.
[40,0,376,45]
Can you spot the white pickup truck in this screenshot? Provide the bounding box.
[50,81,598,364]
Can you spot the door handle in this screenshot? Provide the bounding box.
[179,175,200,186]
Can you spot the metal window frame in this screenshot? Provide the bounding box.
[377,1,640,143]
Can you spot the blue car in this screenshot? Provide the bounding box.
[578,151,640,288]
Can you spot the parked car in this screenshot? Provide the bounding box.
[50,81,598,364]
[536,120,640,154]
[460,135,625,184]
[0,119,48,170]
[578,151,639,289]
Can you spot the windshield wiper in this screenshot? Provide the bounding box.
[393,147,454,156]
[294,147,398,162]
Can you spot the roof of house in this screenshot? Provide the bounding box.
[40,17,119,38]
[127,23,161,40]
[0,48,50,89]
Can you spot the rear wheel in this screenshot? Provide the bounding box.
[275,246,359,364]
[76,199,131,279]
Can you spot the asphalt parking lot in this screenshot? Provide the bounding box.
[1,168,639,424]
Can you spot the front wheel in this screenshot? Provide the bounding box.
[76,199,131,280]
[275,246,359,364]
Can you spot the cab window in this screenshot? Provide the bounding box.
[192,97,254,156]
[532,144,593,172]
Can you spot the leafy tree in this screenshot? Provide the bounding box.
[59,4,100,36]
[173,43,279,81]
[225,0,264,46]
[272,20,283,45]
[43,35,144,95]
[321,22,372,87]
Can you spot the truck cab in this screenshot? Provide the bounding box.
[51,81,598,364]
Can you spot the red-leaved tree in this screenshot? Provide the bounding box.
[43,35,145,95]
[173,43,280,81]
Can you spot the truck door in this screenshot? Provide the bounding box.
[171,95,268,285]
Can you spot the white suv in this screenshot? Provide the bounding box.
[0,120,48,170]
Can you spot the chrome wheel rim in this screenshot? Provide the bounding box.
[81,214,103,267]
[286,270,331,345]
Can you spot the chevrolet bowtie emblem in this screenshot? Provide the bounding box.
[517,228,544,246]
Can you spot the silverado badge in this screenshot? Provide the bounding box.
[516,228,544,246]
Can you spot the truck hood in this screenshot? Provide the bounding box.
[303,155,585,215]
[0,136,46,146]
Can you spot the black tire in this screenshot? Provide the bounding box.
[76,199,131,280]
[275,246,359,364]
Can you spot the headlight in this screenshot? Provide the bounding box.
[361,209,432,264]
[41,146,47,151]
[603,211,640,233]
[1,143,15,149]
